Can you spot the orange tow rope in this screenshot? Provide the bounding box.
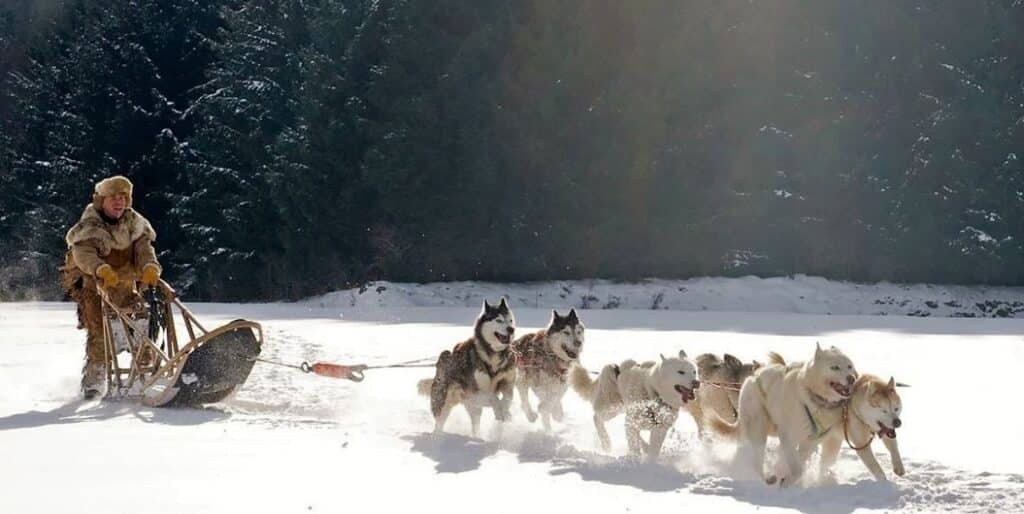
[301,362,367,382]
[256,356,436,383]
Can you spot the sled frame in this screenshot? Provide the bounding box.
[98,279,264,406]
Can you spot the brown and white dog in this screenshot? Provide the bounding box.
[685,353,762,436]
[511,308,584,432]
[820,374,905,481]
[416,298,517,436]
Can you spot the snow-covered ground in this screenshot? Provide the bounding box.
[3,279,1024,513]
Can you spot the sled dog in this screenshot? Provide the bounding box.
[416,298,516,436]
[686,353,761,436]
[511,308,584,432]
[571,351,701,459]
[709,343,857,486]
[821,374,905,481]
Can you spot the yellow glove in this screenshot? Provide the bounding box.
[95,264,118,289]
[141,263,161,287]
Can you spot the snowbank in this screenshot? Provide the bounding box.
[307,275,1024,318]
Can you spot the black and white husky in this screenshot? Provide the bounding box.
[417,299,517,436]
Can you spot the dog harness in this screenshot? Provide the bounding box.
[754,375,838,440]
[803,404,833,440]
[511,338,570,380]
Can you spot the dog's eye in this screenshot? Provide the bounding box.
[830,365,840,371]
[677,371,687,375]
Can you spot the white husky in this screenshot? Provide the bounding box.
[571,351,701,460]
[710,343,858,486]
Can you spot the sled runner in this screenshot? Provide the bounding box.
[97,280,263,407]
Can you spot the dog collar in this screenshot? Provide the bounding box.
[807,388,847,410]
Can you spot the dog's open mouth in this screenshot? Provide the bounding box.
[877,421,897,439]
[674,384,696,404]
[829,381,851,398]
[495,333,510,345]
[563,347,579,360]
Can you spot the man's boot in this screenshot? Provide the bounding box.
[81,361,106,400]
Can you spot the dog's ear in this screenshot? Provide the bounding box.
[814,342,823,360]
[752,359,763,369]
[723,353,742,369]
[567,308,579,322]
[678,349,687,360]
[552,309,562,320]
[887,376,896,392]
[498,297,509,313]
[482,299,493,312]
[660,353,666,362]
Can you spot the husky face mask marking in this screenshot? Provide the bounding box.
[809,343,858,402]
[547,308,584,362]
[477,298,515,352]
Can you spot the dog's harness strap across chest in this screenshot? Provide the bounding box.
[803,404,833,440]
[756,375,835,440]
[512,340,569,379]
[803,387,845,439]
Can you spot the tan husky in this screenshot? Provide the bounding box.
[822,374,906,481]
[686,353,761,436]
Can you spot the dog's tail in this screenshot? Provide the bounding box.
[767,351,786,367]
[416,351,446,396]
[416,378,433,396]
[708,411,740,439]
[570,364,597,401]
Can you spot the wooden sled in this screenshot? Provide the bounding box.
[98,280,263,407]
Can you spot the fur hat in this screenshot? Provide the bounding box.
[92,175,133,209]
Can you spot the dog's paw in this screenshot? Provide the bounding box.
[893,462,906,477]
[765,475,778,485]
[525,410,538,423]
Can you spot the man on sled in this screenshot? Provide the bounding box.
[61,175,161,399]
